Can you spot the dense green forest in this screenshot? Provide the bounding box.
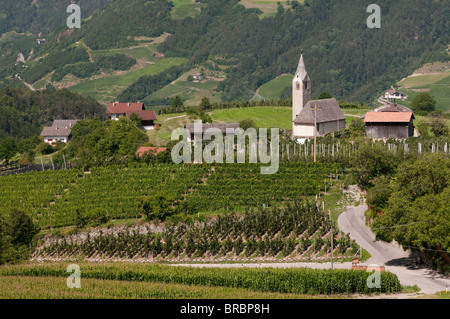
[0,87,105,142]
[354,142,450,272]
[51,53,137,82]
[21,47,90,83]
[0,0,114,35]
[1,0,449,105]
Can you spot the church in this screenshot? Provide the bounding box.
[292,53,346,140]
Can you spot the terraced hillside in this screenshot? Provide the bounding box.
[396,62,450,112]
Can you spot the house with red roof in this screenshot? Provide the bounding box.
[106,102,157,131]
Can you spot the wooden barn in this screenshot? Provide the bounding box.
[364,111,415,139]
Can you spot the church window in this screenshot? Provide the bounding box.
[296,82,300,90]
[304,82,308,89]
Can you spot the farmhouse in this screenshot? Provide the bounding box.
[106,102,157,130]
[40,119,78,145]
[291,52,345,139]
[384,89,407,101]
[193,73,203,82]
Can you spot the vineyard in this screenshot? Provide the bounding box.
[34,201,359,263]
[0,263,402,295]
[0,162,342,228]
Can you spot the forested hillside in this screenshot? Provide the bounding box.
[1,0,449,105]
[0,87,105,141]
[0,0,114,35]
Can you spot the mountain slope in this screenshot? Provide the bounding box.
[1,0,449,106]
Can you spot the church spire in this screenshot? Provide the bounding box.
[295,50,308,81]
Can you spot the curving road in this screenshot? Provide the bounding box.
[338,204,450,294]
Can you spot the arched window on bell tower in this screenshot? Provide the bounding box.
[296,82,300,90]
[304,82,308,90]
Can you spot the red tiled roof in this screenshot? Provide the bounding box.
[136,147,168,157]
[364,112,414,123]
[125,110,157,121]
[106,102,144,114]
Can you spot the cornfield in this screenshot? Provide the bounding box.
[0,263,402,295]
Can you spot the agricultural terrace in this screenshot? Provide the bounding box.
[0,163,342,228]
[0,263,402,296]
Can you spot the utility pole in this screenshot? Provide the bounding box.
[329,209,333,270]
[310,102,321,162]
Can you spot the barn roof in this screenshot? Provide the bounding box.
[106,102,144,114]
[364,112,414,123]
[293,98,346,125]
[125,110,157,121]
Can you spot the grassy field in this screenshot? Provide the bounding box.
[210,106,291,128]
[145,78,222,106]
[255,74,292,100]
[171,0,205,20]
[238,0,296,18]
[397,69,450,112]
[68,57,187,104]
[148,106,292,145]
[149,107,366,146]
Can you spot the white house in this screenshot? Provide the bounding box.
[40,120,78,145]
[384,88,407,100]
[193,73,203,82]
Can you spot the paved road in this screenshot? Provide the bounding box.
[338,205,450,294]
[174,204,449,295]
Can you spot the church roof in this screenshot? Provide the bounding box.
[293,98,346,125]
[294,53,308,81]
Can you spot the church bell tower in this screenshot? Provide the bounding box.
[292,51,311,121]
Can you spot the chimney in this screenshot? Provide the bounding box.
[55,126,58,130]
[127,102,130,106]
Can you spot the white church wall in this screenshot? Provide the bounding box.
[293,124,314,138]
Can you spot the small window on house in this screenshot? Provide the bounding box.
[296,82,300,90]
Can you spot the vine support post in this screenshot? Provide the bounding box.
[329,209,333,270]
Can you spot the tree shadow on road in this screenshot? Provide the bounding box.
[386,257,424,269]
